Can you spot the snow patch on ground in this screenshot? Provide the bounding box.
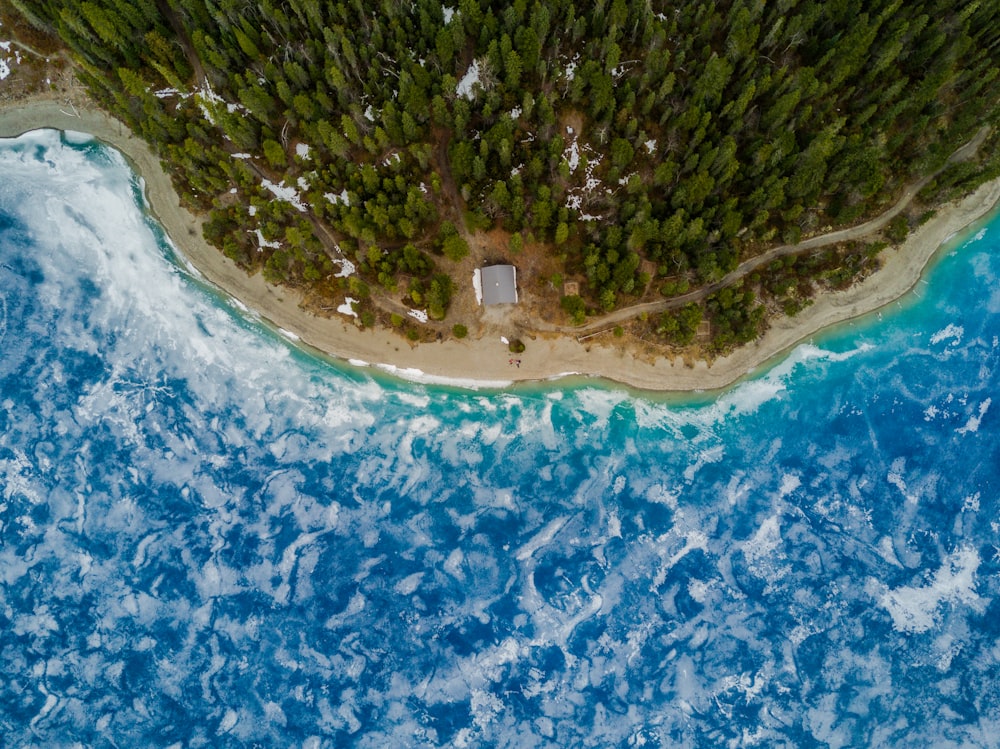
[335,257,356,278]
[457,60,481,100]
[295,143,311,159]
[566,139,581,173]
[194,81,229,125]
[564,54,580,82]
[325,189,350,207]
[408,309,429,323]
[251,229,280,250]
[337,297,358,318]
[472,269,483,306]
[563,132,604,219]
[262,179,308,212]
[0,41,19,81]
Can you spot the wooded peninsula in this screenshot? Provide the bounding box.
[6,0,1000,357]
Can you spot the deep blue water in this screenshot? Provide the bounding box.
[1,130,999,747]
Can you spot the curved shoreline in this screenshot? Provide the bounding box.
[3,97,1000,393]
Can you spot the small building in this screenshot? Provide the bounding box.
[478,264,518,306]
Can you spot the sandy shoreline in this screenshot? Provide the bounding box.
[3,96,1000,393]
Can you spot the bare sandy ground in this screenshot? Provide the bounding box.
[3,97,1000,392]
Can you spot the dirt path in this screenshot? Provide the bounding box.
[559,126,991,335]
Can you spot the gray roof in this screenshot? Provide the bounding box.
[481,264,518,305]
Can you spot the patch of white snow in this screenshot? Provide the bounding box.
[251,229,280,250]
[472,269,483,306]
[457,60,481,100]
[337,297,359,318]
[335,258,356,278]
[325,189,350,207]
[261,179,308,212]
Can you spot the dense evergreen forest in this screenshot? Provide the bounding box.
[11,0,1000,348]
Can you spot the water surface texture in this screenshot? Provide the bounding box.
[2,131,999,747]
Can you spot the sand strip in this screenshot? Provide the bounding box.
[2,97,999,393]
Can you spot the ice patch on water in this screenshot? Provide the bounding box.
[5,128,1000,746]
[877,547,983,634]
[634,342,872,436]
[930,324,963,346]
[683,444,723,481]
[394,572,424,595]
[217,708,238,735]
[887,457,917,503]
[62,130,94,144]
[743,515,782,565]
[777,473,801,498]
[956,398,990,435]
[574,387,629,427]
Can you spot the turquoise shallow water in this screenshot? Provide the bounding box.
[1,130,1000,747]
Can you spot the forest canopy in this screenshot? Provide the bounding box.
[12,0,1000,345]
